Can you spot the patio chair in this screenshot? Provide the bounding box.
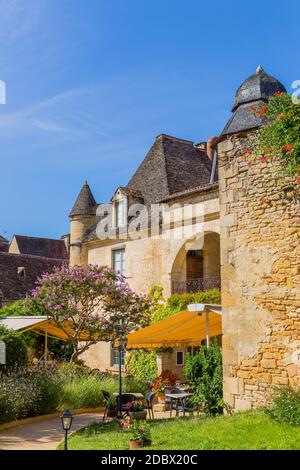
[145,391,156,419]
[116,393,135,417]
[101,390,111,422]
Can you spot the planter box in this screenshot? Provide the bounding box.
[129,439,152,449]
[128,410,147,420]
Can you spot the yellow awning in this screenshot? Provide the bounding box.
[0,316,93,341]
[126,308,222,349]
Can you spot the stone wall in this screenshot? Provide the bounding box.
[218,132,300,411]
[156,349,187,380]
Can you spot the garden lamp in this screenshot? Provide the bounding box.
[61,409,73,450]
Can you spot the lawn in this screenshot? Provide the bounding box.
[61,411,300,450]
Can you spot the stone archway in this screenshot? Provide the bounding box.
[170,232,221,294]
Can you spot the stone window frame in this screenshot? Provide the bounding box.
[176,350,184,366]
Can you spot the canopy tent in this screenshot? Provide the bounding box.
[0,316,91,341]
[0,316,94,363]
[126,305,222,349]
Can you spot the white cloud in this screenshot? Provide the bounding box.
[0,86,92,134]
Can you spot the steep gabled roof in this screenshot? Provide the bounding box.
[0,252,66,302]
[127,134,212,205]
[11,235,69,260]
[69,182,96,217]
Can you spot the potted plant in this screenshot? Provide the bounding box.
[128,400,147,420]
[150,370,178,404]
[129,420,152,449]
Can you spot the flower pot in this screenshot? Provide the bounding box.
[157,396,165,405]
[129,439,152,449]
[107,409,116,418]
[129,410,147,420]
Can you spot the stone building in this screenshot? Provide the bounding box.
[0,236,9,253]
[0,235,69,308]
[69,66,299,407]
[218,66,300,410]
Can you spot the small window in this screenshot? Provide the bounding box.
[176,351,184,366]
[112,249,126,277]
[111,347,125,369]
[17,267,26,277]
[115,199,126,228]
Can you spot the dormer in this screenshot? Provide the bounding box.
[111,188,128,229]
[111,187,144,229]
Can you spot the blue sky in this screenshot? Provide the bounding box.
[0,0,299,240]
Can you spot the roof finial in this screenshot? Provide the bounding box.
[256,65,265,74]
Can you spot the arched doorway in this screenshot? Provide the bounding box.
[171,232,220,293]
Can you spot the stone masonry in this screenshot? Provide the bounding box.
[218,132,300,411]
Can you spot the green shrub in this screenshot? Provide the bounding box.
[0,367,63,423]
[59,375,103,410]
[185,345,223,416]
[0,326,27,372]
[0,362,149,425]
[151,289,221,324]
[125,350,157,383]
[268,386,300,426]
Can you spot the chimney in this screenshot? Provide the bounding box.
[207,136,219,160]
[194,142,207,152]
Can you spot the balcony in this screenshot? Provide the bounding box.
[172,276,221,294]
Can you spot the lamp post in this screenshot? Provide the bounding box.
[61,409,73,450]
[111,319,128,420]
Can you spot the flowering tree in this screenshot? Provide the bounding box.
[26,265,151,363]
[245,92,300,181]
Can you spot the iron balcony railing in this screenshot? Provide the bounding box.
[172,276,221,294]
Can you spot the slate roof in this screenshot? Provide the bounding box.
[12,235,69,260]
[69,182,97,217]
[0,252,65,302]
[81,134,214,242]
[221,66,287,136]
[127,134,212,206]
[0,236,9,253]
[160,182,219,202]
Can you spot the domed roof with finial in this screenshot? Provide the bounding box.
[221,66,286,136]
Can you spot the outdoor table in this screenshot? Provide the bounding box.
[165,392,192,417]
[113,392,144,399]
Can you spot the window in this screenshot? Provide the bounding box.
[111,347,125,369]
[17,267,26,277]
[176,351,184,366]
[115,199,126,228]
[113,249,126,277]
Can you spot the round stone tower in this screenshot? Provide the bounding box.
[69,182,96,266]
[218,67,299,411]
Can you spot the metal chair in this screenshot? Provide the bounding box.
[101,390,111,422]
[145,391,156,419]
[116,393,135,417]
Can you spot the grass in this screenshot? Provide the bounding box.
[60,411,300,450]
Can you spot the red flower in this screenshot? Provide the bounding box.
[256,105,268,118]
[244,147,251,155]
[260,156,270,163]
[274,91,284,97]
[282,144,295,152]
[295,177,300,184]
